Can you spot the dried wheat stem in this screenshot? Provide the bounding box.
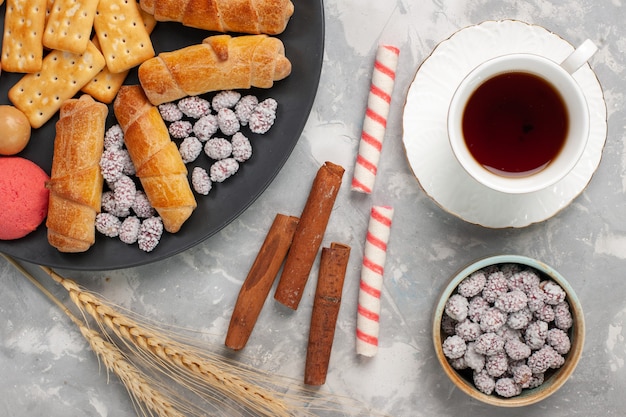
[1,255,185,417]
[2,255,72,319]
[5,258,379,417]
[40,266,293,417]
[78,325,185,417]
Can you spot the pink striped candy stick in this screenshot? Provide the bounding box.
[351,45,400,194]
[356,205,394,356]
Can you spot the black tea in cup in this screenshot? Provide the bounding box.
[462,71,568,176]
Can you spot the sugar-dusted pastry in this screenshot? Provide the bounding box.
[113,85,196,233]
[46,95,108,252]
[138,34,291,105]
[140,0,294,35]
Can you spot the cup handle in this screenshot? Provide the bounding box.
[560,39,598,74]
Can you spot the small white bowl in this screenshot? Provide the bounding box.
[433,255,585,407]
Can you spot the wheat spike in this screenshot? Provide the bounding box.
[1,254,185,417]
[79,325,185,417]
[4,255,380,417]
[40,265,294,417]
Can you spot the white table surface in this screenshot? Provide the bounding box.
[2,1,626,416]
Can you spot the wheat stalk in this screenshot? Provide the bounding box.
[2,254,185,417]
[79,325,186,417]
[39,265,298,417]
[5,255,380,417]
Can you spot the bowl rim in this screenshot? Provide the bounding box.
[432,254,585,407]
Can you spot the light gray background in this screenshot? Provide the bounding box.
[2,1,625,416]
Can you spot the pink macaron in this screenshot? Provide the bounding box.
[0,157,50,240]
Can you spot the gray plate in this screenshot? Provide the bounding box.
[0,1,325,270]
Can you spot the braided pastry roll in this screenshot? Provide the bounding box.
[140,0,294,35]
[138,34,291,105]
[46,95,107,252]
[114,85,196,233]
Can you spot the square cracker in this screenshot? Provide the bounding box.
[1,0,48,73]
[94,0,155,74]
[82,10,157,103]
[42,0,100,54]
[8,41,106,128]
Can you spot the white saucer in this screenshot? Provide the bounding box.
[402,20,607,228]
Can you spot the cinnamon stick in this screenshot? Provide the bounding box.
[274,161,345,310]
[225,213,299,350]
[304,242,351,385]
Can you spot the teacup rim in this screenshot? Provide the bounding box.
[447,53,591,194]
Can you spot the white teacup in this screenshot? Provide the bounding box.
[448,39,598,194]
